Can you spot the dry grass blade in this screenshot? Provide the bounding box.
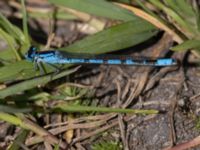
[115,2,183,43]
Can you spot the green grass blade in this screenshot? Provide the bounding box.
[8,129,29,150]
[0,67,79,99]
[60,20,157,54]
[171,40,200,51]
[0,48,26,65]
[48,0,137,21]
[0,29,21,61]
[0,13,25,45]
[165,0,197,28]
[197,13,200,32]
[55,104,159,114]
[175,0,196,17]
[0,112,23,126]
[0,105,32,113]
[149,0,196,35]
[21,0,30,46]
[164,0,179,12]
[0,61,33,82]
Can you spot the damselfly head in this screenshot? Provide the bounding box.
[25,46,37,61]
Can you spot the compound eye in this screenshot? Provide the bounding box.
[30,46,37,52]
[25,46,37,59]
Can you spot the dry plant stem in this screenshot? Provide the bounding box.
[122,71,149,108]
[75,143,86,150]
[118,114,129,150]
[3,114,67,149]
[190,92,200,102]
[0,112,67,149]
[72,114,134,144]
[114,79,122,106]
[51,120,107,135]
[44,33,55,50]
[166,70,185,149]
[44,141,52,150]
[64,115,74,143]
[114,77,129,149]
[144,66,179,92]
[159,76,181,84]
[59,82,93,89]
[9,1,51,13]
[115,3,183,43]
[164,66,200,150]
[115,66,132,79]
[26,120,107,146]
[187,80,200,88]
[22,117,67,149]
[135,100,170,107]
[121,79,131,100]
[168,96,177,148]
[26,114,116,146]
[44,114,112,128]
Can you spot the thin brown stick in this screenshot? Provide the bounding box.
[72,115,133,144]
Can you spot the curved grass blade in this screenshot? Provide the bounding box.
[0,48,29,65]
[149,0,197,35]
[171,40,200,51]
[48,0,137,21]
[165,0,196,18]
[0,113,67,149]
[0,67,80,99]
[0,13,25,45]
[60,20,157,54]
[0,28,20,61]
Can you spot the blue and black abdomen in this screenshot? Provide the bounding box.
[25,46,177,66]
[50,51,177,66]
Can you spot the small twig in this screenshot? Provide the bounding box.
[21,116,67,149]
[118,115,129,150]
[59,82,93,89]
[168,96,178,147]
[72,115,133,144]
[122,70,150,108]
[44,114,113,128]
[26,114,116,146]
[190,93,200,102]
[144,66,179,92]
[121,79,131,100]
[135,100,170,107]
[167,69,185,148]
[114,79,122,106]
[44,33,55,50]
